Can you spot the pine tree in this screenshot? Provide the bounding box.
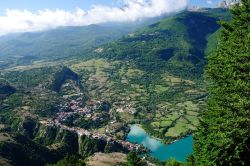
[124,152,144,166]
[194,0,250,165]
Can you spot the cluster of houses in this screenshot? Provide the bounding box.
[55,97,105,123]
[116,104,137,115]
[39,94,146,153]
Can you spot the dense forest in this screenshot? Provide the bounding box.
[193,0,250,165]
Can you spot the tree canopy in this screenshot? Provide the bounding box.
[194,0,250,165]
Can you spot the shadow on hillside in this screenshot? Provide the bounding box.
[178,12,220,63]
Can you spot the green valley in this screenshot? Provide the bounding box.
[1,3,247,165]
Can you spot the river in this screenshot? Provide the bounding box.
[127,124,193,162]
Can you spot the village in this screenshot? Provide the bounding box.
[54,94,111,125]
[40,94,146,153]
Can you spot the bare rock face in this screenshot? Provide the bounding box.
[219,0,241,8]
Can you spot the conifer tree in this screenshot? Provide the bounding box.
[194,0,250,165]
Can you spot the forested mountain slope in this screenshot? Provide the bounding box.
[91,8,230,79]
[0,25,132,60]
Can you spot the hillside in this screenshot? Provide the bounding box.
[0,133,59,166]
[0,16,169,70]
[0,24,136,71]
[93,8,230,79]
[0,25,132,59]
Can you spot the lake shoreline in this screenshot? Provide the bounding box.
[127,124,193,162]
[129,123,192,146]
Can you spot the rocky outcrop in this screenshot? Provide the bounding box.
[219,0,241,8]
[79,135,129,157]
[34,124,79,155]
[33,122,129,158]
[51,66,80,92]
[2,117,134,165]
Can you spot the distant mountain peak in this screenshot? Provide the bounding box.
[187,6,201,12]
[219,0,241,8]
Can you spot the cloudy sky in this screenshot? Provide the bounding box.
[0,0,221,36]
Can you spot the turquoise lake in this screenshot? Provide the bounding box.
[127,124,193,161]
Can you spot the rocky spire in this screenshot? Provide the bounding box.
[219,0,241,8]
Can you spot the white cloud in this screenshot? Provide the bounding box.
[207,0,213,4]
[0,0,187,36]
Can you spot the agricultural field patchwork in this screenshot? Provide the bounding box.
[68,58,206,141]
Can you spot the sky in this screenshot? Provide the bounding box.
[0,0,221,36]
[0,0,221,13]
